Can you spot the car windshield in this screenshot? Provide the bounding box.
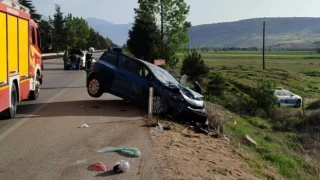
[146,63,179,86]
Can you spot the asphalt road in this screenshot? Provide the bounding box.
[0,53,162,180]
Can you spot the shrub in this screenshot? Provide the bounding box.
[206,72,227,96]
[250,77,278,116]
[180,49,209,81]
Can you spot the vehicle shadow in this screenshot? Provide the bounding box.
[41,86,85,90]
[16,99,147,119]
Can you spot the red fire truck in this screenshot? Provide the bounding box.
[0,0,52,119]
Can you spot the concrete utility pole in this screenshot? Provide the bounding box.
[160,0,164,55]
[263,21,265,70]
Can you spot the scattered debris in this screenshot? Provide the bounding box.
[113,160,130,173]
[222,136,231,142]
[155,119,172,131]
[93,106,101,109]
[243,135,257,147]
[80,124,89,128]
[88,162,109,171]
[120,109,127,112]
[74,159,87,165]
[81,106,85,108]
[98,147,141,157]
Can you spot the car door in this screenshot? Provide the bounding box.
[282,90,296,106]
[276,90,286,107]
[97,52,119,93]
[109,54,133,98]
[118,55,149,101]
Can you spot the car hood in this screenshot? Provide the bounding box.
[179,84,203,99]
[162,81,203,99]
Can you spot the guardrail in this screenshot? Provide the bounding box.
[42,49,106,60]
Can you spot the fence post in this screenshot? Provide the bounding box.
[302,98,305,117]
[148,87,154,120]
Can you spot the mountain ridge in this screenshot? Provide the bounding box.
[188,17,320,49]
[45,16,320,49]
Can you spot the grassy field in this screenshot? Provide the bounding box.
[176,50,320,179]
[178,51,320,99]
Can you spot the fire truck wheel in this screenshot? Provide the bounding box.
[3,84,18,119]
[29,74,40,100]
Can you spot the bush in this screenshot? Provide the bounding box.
[180,49,209,81]
[206,72,227,96]
[250,77,278,115]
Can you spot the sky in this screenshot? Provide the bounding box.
[33,0,320,26]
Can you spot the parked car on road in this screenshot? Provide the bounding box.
[63,49,95,70]
[85,51,208,124]
[274,88,302,108]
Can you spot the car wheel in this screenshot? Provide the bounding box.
[29,74,40,100]
[87,75,103,98]
[295,99,301,108]
[3,84,18,119]
[152,96,163,114]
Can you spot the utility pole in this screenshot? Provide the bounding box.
[160,0,164,40]
[160,0,164,56]
[262,21,265,70]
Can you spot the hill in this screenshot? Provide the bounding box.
[188,17,320,49]
[86,17,132,46]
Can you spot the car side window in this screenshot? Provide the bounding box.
[119,55,143,76]
[101,53,118,66]
[283,90,292,96]
[279,90,286,96]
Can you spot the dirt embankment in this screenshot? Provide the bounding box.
[149,121,268,180]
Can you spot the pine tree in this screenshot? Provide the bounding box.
[127,0,162,63]
[18,0,41,21]
[50,4,66,51]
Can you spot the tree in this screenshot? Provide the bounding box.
[38,19,52,53]
[50,4,66,52]
[127,0,162,63]
[156,0,191,67]
[181,50,209,81]
[72,17,90,48]
[64,13,77,49]
[18,0,41,21]
[316,47,320,54]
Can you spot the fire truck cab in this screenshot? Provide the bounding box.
[0,0,52,119]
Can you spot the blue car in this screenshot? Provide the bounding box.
[85,50,208,124]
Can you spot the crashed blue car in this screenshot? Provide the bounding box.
[85,50,208,124]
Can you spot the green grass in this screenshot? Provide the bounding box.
[225,116,317,179]
[176,50,320,179]
[178,50,320,99]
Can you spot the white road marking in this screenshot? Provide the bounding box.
[0,76,85,141]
